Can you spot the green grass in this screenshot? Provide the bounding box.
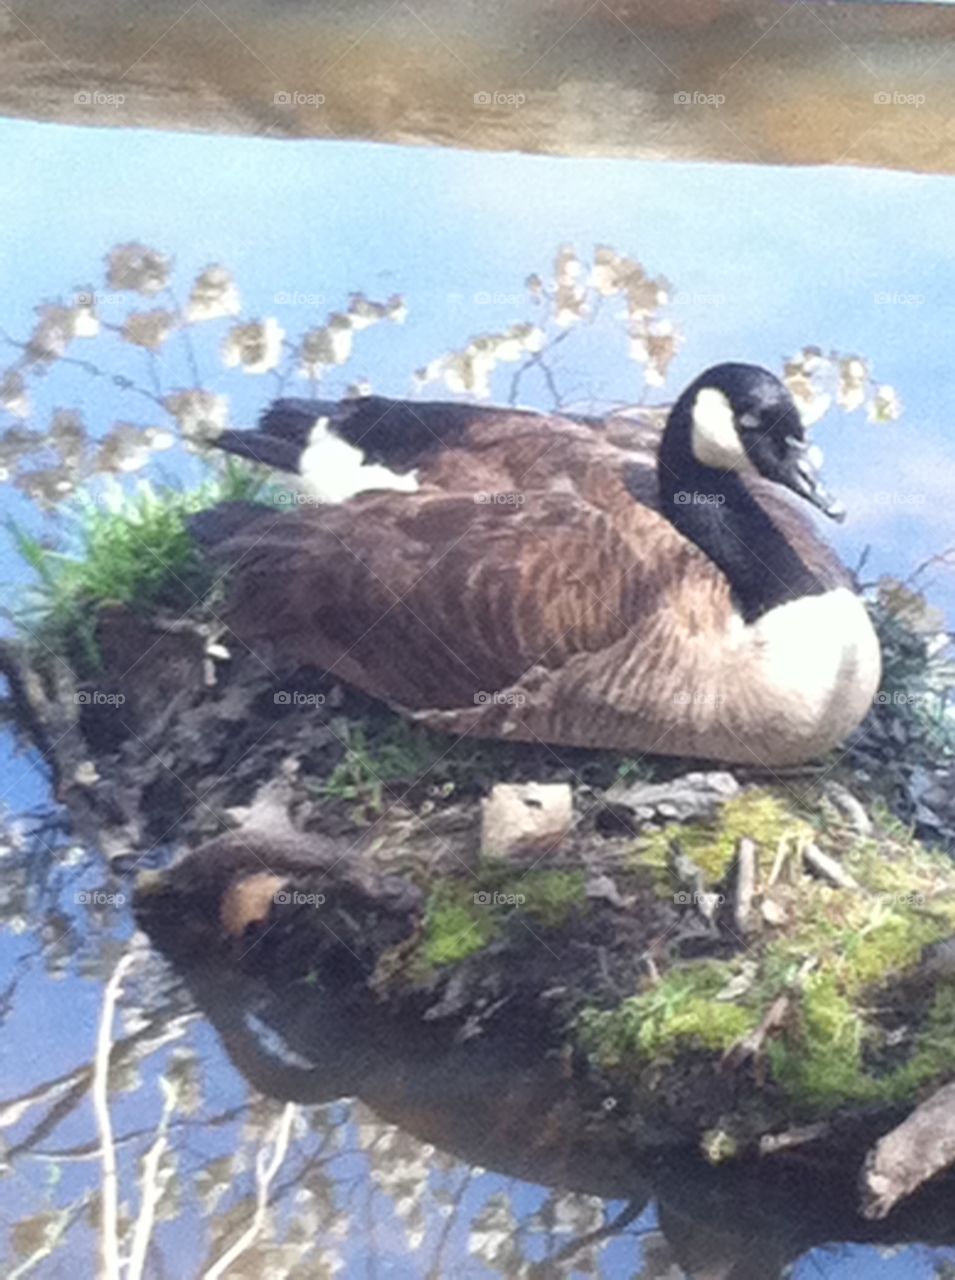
[5,457,274,672]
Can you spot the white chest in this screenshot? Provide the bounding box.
[743,587,881,748]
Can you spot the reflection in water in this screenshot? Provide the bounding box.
[2,825,955,1276]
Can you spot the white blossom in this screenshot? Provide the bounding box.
[222,317,285,374]
[122,309,176,351]
[164,389,229,441]
[187,265,241,322]
[105,242,172,295]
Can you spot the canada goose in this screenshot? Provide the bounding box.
[197,363,881,767]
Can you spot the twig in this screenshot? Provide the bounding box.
[508,328,573,407]
[127,1077,179,1280]
[94,949,139,1280]
[164,286,202,388]
[7,1197,92,1280]
[903,546,955,589]
[734,836,757,932]
[760,1121,831,1155]
[202,1102,298,1280]
[803,840,861,891]
[0,328,166,409]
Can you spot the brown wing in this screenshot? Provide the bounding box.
[204,486,719,711]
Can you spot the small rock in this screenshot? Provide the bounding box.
[585,873,631,909]
[480,782,573,860]
[822,782,872,836]
[761,898,787,927]
[599,770,740,834]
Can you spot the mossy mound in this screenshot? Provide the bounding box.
[575,789,955,1148]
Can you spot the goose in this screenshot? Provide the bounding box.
[195,363,881,767]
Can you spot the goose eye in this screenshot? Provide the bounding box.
[739,412,760,431]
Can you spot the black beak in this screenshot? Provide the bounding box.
[780,438,846,523]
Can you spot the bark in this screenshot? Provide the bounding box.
[3,1,955,174]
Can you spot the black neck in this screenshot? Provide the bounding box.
[649,403,827,623]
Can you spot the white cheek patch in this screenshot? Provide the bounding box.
[691,387,747,471]
[299,417,420,503]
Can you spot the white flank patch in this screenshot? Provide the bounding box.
[749,587,881,743]
[691,387,747,470]
[299,416,419,503]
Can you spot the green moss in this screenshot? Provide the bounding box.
[577,961,758,1068]
[634,789,809,893]
[419,887,498,968]
[519,869,587,928]
[767,972,872,1106]
[886,985,955,1098]
[415,867,587,973]
[580,788,955,1116]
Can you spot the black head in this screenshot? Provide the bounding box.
[671,362,845,521]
